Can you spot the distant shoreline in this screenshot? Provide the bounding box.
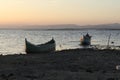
[0,23,120,30]
[0,28,120,31]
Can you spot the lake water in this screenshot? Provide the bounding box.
[0,29,120,55]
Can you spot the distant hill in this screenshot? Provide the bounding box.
[0,23,120,30]
[85,23,120,29]
[43,23,120,30]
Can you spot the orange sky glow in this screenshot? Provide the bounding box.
[0,0,120,28]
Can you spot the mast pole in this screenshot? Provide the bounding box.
[107,34,111,49]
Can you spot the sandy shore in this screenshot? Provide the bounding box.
[0,49,120,80]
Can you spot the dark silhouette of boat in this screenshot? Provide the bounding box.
[25,38,56,54]
[80,33,91,46]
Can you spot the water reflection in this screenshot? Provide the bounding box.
[0,29,119,54]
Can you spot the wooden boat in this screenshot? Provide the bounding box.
[80,33,91,46]
[25,38,56,54]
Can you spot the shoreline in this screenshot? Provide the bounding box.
[0,49,120,80]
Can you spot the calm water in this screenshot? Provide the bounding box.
[0,29,120,55]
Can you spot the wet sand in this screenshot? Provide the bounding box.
[0,49,120,80]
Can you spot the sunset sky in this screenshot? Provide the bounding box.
[0,0,120,27]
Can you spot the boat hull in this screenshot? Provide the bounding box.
[25,39,56,54]
[80,40,91,45]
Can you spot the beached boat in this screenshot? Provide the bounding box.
[80,33,91,46]
[25,38,56,53]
